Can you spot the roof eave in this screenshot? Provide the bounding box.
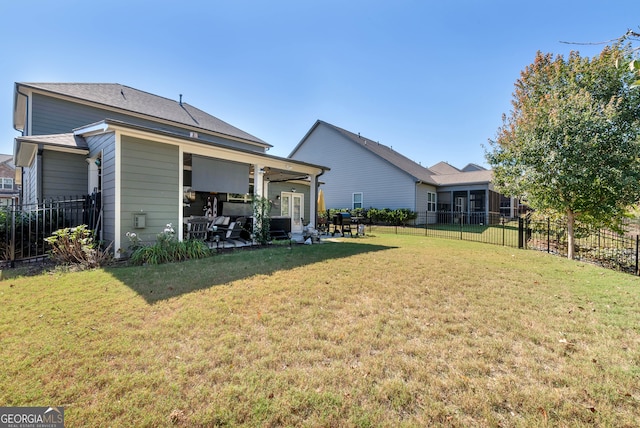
[84,119,329,174]
[17,82,272,150]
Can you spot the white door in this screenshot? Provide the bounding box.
[281,192,304,234]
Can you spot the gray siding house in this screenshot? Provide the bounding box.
[12,83,327,255]
[0,154,20,205]
[290,120,515,224]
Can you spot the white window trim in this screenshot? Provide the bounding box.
[352,192,363,209]
[427,192,437,212]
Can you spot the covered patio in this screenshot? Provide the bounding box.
[181,151,327,245]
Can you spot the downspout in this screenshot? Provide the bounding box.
[37,149,43,202]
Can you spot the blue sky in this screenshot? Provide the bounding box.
[0,1,636,169]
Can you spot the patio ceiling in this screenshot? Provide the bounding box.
[261,166,309,183]
[184,153,310,183]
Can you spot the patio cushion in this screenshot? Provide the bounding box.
[214,216,230,226]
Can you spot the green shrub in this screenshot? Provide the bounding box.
[45,225,112,268]
[129,224,211,265]
[365,208,417,225]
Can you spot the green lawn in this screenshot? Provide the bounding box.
[1,235,639,427]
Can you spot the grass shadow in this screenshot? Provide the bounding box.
[105,240,395,303]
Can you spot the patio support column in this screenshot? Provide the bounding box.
[254,164,265,199]
[467,190,470,224]
[450,190,454,224]
[253,163,265,241]
[485,188,489,225]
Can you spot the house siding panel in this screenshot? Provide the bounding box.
[290,123,416,210]
[41,150,87,199]
[31,94,262,152]
[267,182,311,221]
[86,132,116,244]
[415,183,430,221]
[23,162,38,204]
[119,136,179,246]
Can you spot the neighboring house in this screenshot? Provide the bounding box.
[0,154,20,205]
[12,83,327,256]
[289,120,518,224]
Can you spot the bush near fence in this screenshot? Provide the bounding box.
[325,208,418,226]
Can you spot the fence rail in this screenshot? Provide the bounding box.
[0,194,101,266]
[363,211,640,276]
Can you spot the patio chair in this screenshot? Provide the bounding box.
[224,217,248,243]
[186,217,209,241]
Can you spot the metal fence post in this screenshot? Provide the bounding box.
[636,235,640,275]
[518,217,523,248]
[10,202,16,268]
[425,211,428,236]
[547,218,551,254]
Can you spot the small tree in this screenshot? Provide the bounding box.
[487,45,640,259]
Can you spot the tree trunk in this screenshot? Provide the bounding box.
[567,210,575,260]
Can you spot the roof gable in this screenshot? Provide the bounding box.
[429,161,461,175]
[295,120,437,185]
[461,163,487,172]
[16,83,270,147]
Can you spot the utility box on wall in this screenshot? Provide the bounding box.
[133,212,146,229]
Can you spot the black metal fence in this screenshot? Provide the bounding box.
[365,211,640,276]
[522,216,639,275]
[0,194,101,266]
[366,211,521,247]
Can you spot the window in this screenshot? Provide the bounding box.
[1,178,13,190]
[352,192,363,209]
[427,192,436,212]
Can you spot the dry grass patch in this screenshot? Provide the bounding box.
[1,235,639,427]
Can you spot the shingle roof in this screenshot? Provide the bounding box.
[430,169,493,186]
[313,121,438,185]
[16,133,88,150]
[0,154,13,165]
[18,83,269,147]
[292,120,495,188]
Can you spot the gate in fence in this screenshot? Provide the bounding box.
[0,194,102,266]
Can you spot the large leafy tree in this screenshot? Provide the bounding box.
[486,45,640,259]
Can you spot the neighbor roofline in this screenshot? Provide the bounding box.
[294,120,438,185]
[288,119,323,158]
